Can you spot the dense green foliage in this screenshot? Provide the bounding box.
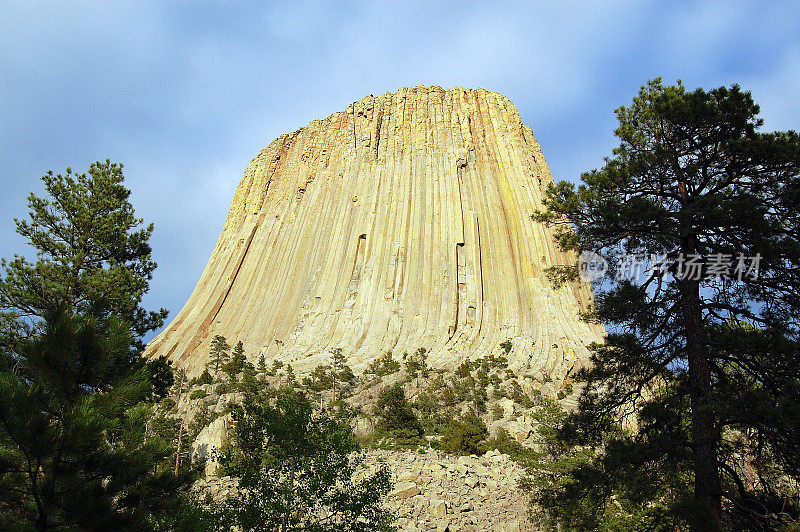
[0,310,194,530]
[208,335,230,373]
[148,355,176,400]
[217,388,395,531]
[0,161,167,343]
[302,348,356,401]
[0,162,196,530]
[440,410,489,455]
[222,340,247,379]
[533,79,800,530]
[364,352,401,380]
[373,383,424,444]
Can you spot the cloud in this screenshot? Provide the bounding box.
[1,1,798,342]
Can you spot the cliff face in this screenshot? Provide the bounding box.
[146,85,604,377]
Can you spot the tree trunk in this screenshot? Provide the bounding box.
[283,459,295,532]
[174,374,187,475]
[174,419,184,475]
[683,278,723,531]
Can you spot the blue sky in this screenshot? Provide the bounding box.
[1,1,798,342]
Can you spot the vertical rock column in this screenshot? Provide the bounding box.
[146,86,605,380]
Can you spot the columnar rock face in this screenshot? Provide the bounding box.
[146,85,604,378]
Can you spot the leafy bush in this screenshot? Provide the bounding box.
[217,389,395,531]
[484,428,535,461]
[373,383,424,443]
[365,351,401,377]
[190,388,207,400]
[191,368,213,387]
[440,410,489,455]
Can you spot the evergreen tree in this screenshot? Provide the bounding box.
[373,384,424,443]
[257,353,267,376]
[0,309,194,530]
[282,364,297,389]
[208,335,230,374]
[403,348,428,378]
[147,355,175,400]
[239,361,259,396]
[223,340,246,379]
[0,160,195,530]
[217,389,394,531]
[440,410,489,455]
[330,348,355,400]
[533,79,800,530]
[191,368,213,387]
[0,161,168,344]
[364,352,400,379]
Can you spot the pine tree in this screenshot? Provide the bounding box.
[223,340,246,380]
[208,335,230,374]
[0,309,194,530]
[440,410,489,455]
[403,347,428,378]
[533,79,800,530]
[373,383,424,443]
[0,160,196,530]
[239,361,259,396]
[0,161,168,344]
[330,348,355,401]
[147,355,175,400]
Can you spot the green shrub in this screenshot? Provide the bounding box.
[455,360,472,378]
[216,389,394,530]
[440,410,488,455]
[403,347,428,378]
[491,403,503,420]
[365,351,401,377]
[373,383,424,443]
[484,428,535,461]
[191,368,213,387]
[190,389,207,400]
[472,386,488,414]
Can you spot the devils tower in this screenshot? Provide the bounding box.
[146,85,604,380]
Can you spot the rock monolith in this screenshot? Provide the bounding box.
[146,86,604,380]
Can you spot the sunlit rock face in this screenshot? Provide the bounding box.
[146,86,604,378]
